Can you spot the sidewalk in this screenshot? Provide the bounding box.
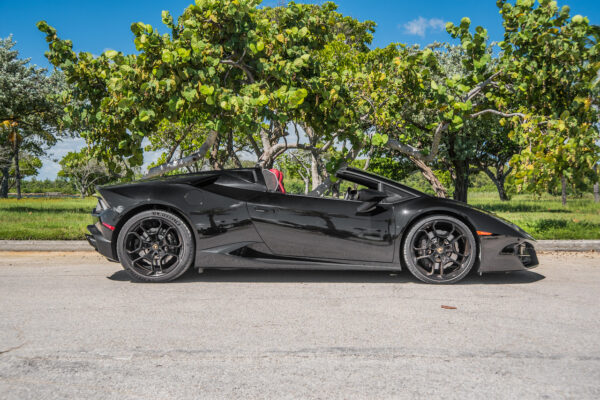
[1,240,599,252]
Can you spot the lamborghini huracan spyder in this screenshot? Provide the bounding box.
[86,167,538,284]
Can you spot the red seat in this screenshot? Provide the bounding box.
[269,169,286,193]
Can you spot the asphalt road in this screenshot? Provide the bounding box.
[1,251,599,399]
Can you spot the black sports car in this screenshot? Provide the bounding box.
[86,167,538,284]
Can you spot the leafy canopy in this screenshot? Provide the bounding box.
[37,0,374,172]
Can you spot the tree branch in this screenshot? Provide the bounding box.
[465,69,503,102]
[386,121,448,163]
[220,59,255,83]
[321,131,341,152]
[308,143,364,197]
[469,109,526,118]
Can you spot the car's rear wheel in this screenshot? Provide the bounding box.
[117,210,194,282]
[403,215,477,284]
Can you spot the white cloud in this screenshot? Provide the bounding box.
[428,18,447,31]
[402,17,447,37]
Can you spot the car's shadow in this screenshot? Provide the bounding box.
[108,268,545,285]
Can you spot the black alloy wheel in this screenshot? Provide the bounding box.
[403,215,477,284]
[117,210,194,282]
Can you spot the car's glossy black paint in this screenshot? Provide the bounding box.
[86,167,538,274]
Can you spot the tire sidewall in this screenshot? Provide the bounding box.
[117,210,194,282]
[402,215,477,284]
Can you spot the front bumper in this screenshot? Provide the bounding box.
[86,224,118,262]
[479,235,538,273]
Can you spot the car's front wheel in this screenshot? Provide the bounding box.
[116,210,195,282]
[403,215,477,284]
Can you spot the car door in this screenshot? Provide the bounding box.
[247,192,396,263]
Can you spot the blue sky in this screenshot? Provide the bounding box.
[2,0,599,179]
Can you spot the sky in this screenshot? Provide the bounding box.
[2,0,600,179]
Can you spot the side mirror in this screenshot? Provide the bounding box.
[356,189,388,214]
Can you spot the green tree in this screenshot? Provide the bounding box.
[309,28,513,197]
[37,1,373,179]
[58,149,128,198]
[4,153,42,191]
[470,116,519,201]
[452,0,600,205]
[0,36,64,198]
[427,44,518,202]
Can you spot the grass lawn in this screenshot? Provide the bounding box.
[0,197,96,240]
[469,192,600,240]
[0,193,599,240]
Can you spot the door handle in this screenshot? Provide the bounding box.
[254,206,269,213]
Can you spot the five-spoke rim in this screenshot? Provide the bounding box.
[410,219,472,281]
[124,217,183,276]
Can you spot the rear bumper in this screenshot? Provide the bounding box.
[479,235,538,273]
[86,224,118,262]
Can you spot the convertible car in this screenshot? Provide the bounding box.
[86,167,538,284]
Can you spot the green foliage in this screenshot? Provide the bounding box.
[283,178,306,194]
[448,1,600,194]
[351,156,416,183]
[58,149,128,197]
[498,1,599,193]
[1,35,67,198]
[35,0,600,202]
[11,177,76,194]
[37,1,375,173]
[6,153,42,188]
[0,36,64,131]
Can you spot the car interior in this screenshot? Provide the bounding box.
[262,168,388,202]
[262,169,285,193]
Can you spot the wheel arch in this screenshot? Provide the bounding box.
[399,209,481,269]
[111,202,198,261]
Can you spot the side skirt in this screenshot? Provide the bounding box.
[196,241,400,271]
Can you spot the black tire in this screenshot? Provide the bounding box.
[402,215,477,284]
[116,209,194,282]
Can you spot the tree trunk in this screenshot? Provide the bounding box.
[309,144,364,197]
[594,165,599,203]
[410,157,447,198]
[453,175,468,203]
[561,174,567,206]
[452,161,469,203]
[482,167,509,201]
[14,141,21,200]
[0,166,8,198]
[210,134,222,170]
[310,151,322,190]
[495,177,509,201]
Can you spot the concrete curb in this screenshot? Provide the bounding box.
[1,239,599,252]
[0,240,92,252]
[534,240,600,252]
